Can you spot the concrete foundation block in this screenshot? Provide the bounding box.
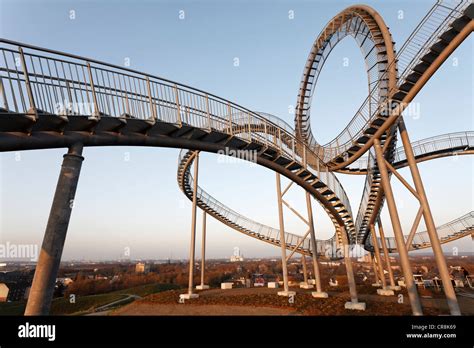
[196,285,210,290]
[344,301,366,311]
[311,291,328,298]
[277,291,296,297]
[377,288,395,296]
[372,282,382,287]
[221,282,233,289]
[179,293,199,300]
[299,282,314,289]
[388,285,401,291]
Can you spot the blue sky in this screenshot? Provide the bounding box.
[0,0,472,260]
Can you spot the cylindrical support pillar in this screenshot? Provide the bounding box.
[301,255,308,284]
[25,143,84,315]
[398,118,460,315]
[187,152,199,295]
[340,227,359,303]
[306,192,324,294]
[377,220,396,288]
[370,224,387,289]
[374,138,423,315]
[200,211,207,287]
[370,252,380,285]
[275,173,290,293]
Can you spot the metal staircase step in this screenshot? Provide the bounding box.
[439,28,458,43]
[451,16,471,32]
[465,3,474,20]
[430,40,448,54]
[413,62,430,74]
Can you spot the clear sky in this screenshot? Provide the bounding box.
[0,0,472,260]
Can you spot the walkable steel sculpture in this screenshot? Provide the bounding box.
[0,0,472,316]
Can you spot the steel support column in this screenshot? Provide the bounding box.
[306,192,327,297]
[374,138,423,315]
[196,211,209,290]
[340,227,365,310]
[398,118,460,315]
[371,224,394,296]
[370,224,387,288]
[25,143,84,315]
[182,152,200,299]
[369,252,380,286]
[377,219,396,289]
[275,173,292,296]
[301,255,308,283]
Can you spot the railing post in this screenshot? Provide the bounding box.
[174,84,182,127]
[0,76,8,110]
[227,102,233,135]
[205,94,211,131]
[247,112,251,141]
[278,128,282,152]
[146,77,157,121]
[86,62,100,119]
[18,47,37,119]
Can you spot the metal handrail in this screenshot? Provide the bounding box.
[0,38,356,242]
[347,131,474,171]
[178,149,340,258]
[366,211,474,251]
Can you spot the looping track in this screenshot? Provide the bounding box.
[0,1,473,260]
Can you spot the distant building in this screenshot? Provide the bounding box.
[0,283,9,302]
[135,262,150,274]
[230,255,244,262]
[230,248,244,262]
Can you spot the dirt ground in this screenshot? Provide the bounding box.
[113,303,297,316]
[108,285,474,316]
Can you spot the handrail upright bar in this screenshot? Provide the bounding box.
[86,62,100,119]
[146,76,156,122]
[0,76,8,110]
[18,47,37,119]
[174,84,182,127]
[227,102,233,136]
[205,94,211,131]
